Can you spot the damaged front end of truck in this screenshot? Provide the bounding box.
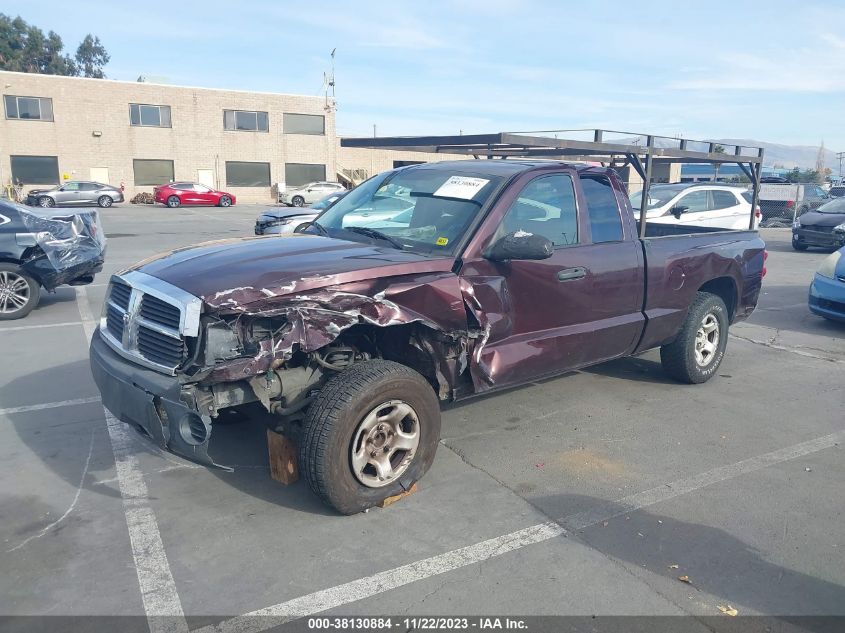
[90,262,476,469]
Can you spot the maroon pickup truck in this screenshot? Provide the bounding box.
[90,160,766,513]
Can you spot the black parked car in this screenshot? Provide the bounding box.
[0,199,106,319]
[792,198,845,251]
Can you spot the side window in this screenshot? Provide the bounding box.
[581,176,623,243]
[677,190,710,212]
[62,182,80,191]
[711,190,739,210]
[499,174,578,246]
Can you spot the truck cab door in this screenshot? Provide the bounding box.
[458,170,644,392]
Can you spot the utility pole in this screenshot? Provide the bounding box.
[837,151,845,178]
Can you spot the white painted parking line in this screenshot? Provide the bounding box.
[560,430,845,531]
[197,428,844,633]
[0,321,82,332]
[76,287,188,633]
[0,396,102,416]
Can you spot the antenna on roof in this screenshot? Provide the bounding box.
[324,48,336,113]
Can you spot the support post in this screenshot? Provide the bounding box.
[638,137,654,239]
[748,149,764,230]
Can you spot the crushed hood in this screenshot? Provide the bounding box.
[799,210,845,227]
[131,234,455,309]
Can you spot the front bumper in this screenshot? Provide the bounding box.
[254,219,296,235]
[90,330,225,468]
[793,226,845,248]
[809,274,845,322]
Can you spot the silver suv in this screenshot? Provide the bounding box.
[280,181,345,207]
[26,181,124,208]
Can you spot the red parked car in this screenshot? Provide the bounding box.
[153,182,236,208]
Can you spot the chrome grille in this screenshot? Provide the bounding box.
[110,282,132,309]
[137,326,185,367]
[99,271,202,375]
[140,294,181,329]
[105,303,125,340]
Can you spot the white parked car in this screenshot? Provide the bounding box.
[255,191,347,235]
[280,181,346,207]
[629,183,760,230]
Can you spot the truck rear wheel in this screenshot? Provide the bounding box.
[300,360,441,514]
[660,291,729,384]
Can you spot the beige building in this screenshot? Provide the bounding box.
[0,70,464,203]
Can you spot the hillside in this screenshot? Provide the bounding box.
[712,139,836,171]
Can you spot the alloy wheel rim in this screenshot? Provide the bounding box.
[0,271,30,314]
[39,197,52,207]
[694,312,720,366]
[350,399,420,488]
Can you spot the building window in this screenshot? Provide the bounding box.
[133,159,175,186]
[226,161,271,187]
[285,163,327,187]
[130,103,172,127]
[10,155,60,184]
[4,95,54,121]
[283,113,325,135]
[223,109,269,132]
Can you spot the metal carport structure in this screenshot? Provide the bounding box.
[341,130,766,234]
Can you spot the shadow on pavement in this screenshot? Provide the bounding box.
[541,493,845,626]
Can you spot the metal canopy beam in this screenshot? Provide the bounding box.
[341,130,765,165]
[340,129,765,233]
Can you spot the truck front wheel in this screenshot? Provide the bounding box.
[660,291,729,384]
[300,360,441,514]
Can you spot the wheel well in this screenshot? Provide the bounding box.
[334,323,462,399]
[698,277,737,320]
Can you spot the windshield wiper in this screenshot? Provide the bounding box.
[304,220,328,235]
[344,226,404,250]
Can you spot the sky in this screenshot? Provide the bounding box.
[8,0,845,153]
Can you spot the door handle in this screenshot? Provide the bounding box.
[557,267,587,282]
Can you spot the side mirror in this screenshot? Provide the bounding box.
[485,231,554,262]
[671,204,689,219]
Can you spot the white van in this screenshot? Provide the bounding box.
[628,183,760,230]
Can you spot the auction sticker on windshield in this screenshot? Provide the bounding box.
[434,176,490,200]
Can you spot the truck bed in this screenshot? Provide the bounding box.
[634,224,766,353]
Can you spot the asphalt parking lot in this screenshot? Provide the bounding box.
[1,203,843,630]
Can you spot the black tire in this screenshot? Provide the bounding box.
[660,291,729,384]
[792,237,808,251]
[167,195,181,208]
[218,196,232,207]
[300,360,441,514]
[97,195,113,208]
[292,196,305,207]
[0,263,40,320]
[38,196,54,208]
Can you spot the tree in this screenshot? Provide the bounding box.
[0,13,108,78]
[74,35,109,78]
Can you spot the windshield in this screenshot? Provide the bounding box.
[628,187,681,210]
[312,167,503,254]
[310,192,345,211]
[816,198,845,214]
